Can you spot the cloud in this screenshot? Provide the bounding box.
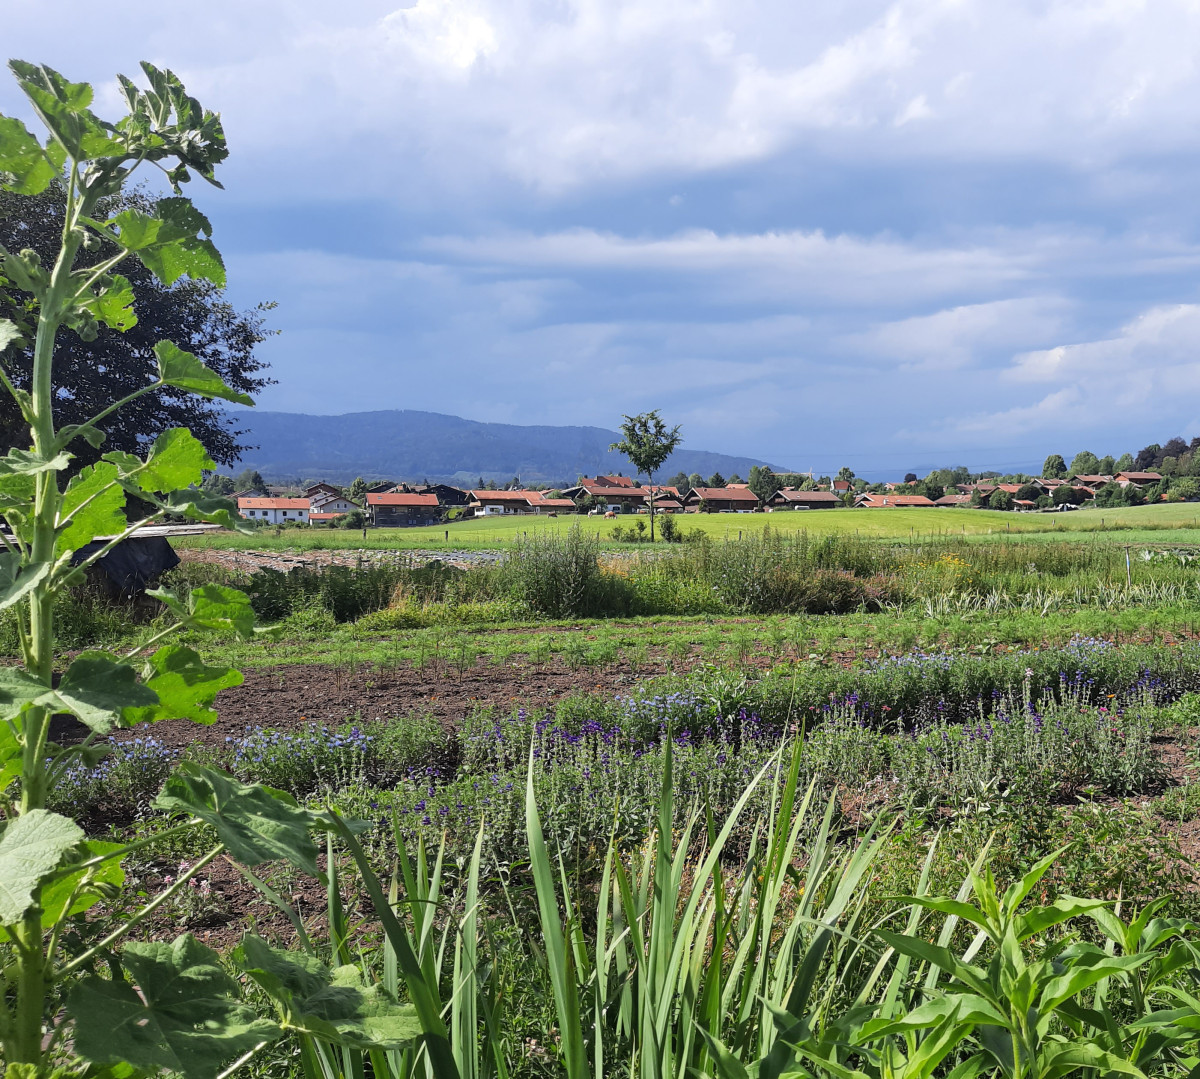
[425,227,1031,307]
[1009,304,1200,384]
[11,1,1200,469]
[844,297,1069,371]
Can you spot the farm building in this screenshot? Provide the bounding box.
[854,493,936,508]
[238,497,311,524]
[560,479,647,512]
[766,489,841,510]
[366,492,442,526]
[468,490,574,516]
[1115,471,1163,487]
[682,487,760,512]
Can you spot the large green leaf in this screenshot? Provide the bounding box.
[161,488,248,531]
[0,721,20,791]
[135,428,213,493]
[0,809,84,925]
[0,666,50,721]
[0,448,71,477]
[154,763,322,875]
[235,936,422,1049]
[78,272,137,332]
[136,199,225,286]
[8,61,123,160]
[55,652,158,733]
[124,645,241,726]
[0,318,22,352]
[57,462,127,554]
[0,554,51,611]
[186,584,257,636]
[68,934,280,1079]
[149,583,258,638]
[11,62,122,160]
[153,340,251,404]
[0,114,59,194]
[41,839,125,924]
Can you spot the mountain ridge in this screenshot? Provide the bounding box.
[230,409,780,485]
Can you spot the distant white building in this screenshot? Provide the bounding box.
[237,497,310,524]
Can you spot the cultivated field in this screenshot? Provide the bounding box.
[173,501,1200,553]
[34,522,1200,1075]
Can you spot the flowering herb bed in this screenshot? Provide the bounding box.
[61,637,1196,873]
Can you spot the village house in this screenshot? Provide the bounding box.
[854,493,936,508]
[468,490,575,516]
[831,479,853,494]
[1071,474,1114,491]
[559,478,647,512]
[934,493,973,507]
[409,483,471,506]
[765,488,841,510]
[238,497,311,524]
[682,486,760,512]
[366,492,442,527]
[308,490,361,516]
[1115,471,1163,488]
[305,482,342,501]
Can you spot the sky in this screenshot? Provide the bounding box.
[7,0,1200,477]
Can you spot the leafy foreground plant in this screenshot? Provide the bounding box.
[0,62,391,1078]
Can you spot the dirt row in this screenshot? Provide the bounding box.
[177,546,502,574]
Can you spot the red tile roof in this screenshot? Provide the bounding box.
[238,497,310,510]
[592,475,637,488]
[366,493,440,507]
[469,489,543,502]
[1116,471,1163,482]
[686,487,759,502]
[856,493,936,507]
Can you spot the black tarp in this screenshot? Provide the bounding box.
[72,536,180,595]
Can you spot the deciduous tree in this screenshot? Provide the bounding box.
[609,409,682,541]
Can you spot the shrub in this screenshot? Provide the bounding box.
[501,526,633,618]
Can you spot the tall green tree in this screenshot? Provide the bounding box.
[1041,453,1066,478]
[747,464,782,502]
[1069,450,1101,476]
[706,471,726,488]
[234,467,266,493]
[0,179,273,468]
[609,409,682,541]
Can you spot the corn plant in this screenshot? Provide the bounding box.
[0,62,397,1079]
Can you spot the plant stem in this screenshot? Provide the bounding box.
[55,845,224,980]
[10,162,93,1072]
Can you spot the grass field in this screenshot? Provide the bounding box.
[174,502,1200,552]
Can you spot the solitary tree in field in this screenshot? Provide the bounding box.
[610,410,682,541]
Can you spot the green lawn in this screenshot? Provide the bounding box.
[174,502,1200,552]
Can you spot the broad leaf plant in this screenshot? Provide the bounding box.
[0,61,351,1078]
